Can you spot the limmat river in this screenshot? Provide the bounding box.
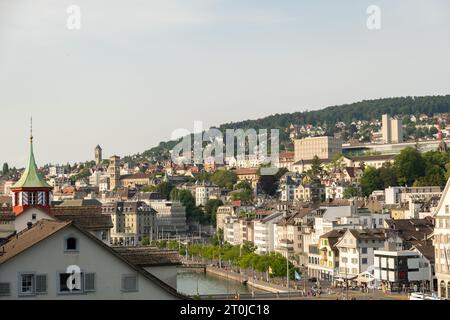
[177,271,260,296]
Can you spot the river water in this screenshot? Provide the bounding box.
[177,271,259,296]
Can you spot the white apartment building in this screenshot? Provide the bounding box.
[148,201,188,235]
[223,216,241,245]
[49,165,66,177]
[294,136,342,162]
[385,186,442,205]
[216,206,236,232]
[253,211,285,255]
[278,172,303,202]
[194,182,220,207]
[325,182,353,200]
[336,229,387,279]
[374,249,433,292]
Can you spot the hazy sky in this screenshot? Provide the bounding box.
[1,0,449,167]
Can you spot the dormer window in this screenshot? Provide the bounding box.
[32,214,37,220]
[65,237,78,252]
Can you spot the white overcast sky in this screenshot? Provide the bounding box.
[0,0,449,167]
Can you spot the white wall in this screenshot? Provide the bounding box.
[0,226,179,300]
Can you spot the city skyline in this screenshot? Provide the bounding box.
[1,0,450,167]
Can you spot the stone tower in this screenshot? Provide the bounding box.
[108,155,120,190]
[95,145,103,166]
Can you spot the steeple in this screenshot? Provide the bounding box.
[11,120,53,215]
[12,119,51,189]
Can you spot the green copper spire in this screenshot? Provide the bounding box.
[12,119,52,189]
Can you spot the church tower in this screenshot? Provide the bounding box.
[11,122,53,216]
[95,145,103,166]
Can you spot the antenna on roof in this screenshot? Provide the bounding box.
[30,116,33,142]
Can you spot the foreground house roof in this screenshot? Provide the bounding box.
[111,247,182,267]
[0,219,186,299]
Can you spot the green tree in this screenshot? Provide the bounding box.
[309,155,323,177]
[204,199,224,225]
[394,147,426,186]
[378,163,397,188]
[343,186,359,199]
[155,182,173,200]
[210,170,238,189]
[177,189,203,221]
[257,166,288,196]
[360,166,383,196]
[2,163,9,175]
[142,185,157,192]
[141,236,150,246]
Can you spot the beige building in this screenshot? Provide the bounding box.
[216,205,235,231]
[120,173,152,188]
[433,178,450,299]
[233,168,259,190]
[294,136,342,162]
[382,114,403,144]
[103,201,156,246]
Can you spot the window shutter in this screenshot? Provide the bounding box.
[84,273,96,292]
[122,275,138,292]
[35,275,47,294]
[0,283,10,296]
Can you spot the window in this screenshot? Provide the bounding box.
[29,192,37,205]
[36,275,47,294]
[59,273,83,294]
[362,258,368,265]
[351,258,358,264]
[0,283,10,296]
[19,274,35,296]
[84,273,96,292]
[122,275,138,292]
[341,257,348,263]
[65,237,78,251]
[446,205,449,214]
[32,214,37,220]
[362,247,368,254]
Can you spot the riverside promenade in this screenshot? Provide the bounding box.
[205,266,292,294]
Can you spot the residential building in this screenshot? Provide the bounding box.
[148,201,188,235]
[432,177,450,299]
[120,173,152,189]
[216,205,236,231]
[194,181,220,207]
[0,219,183,300]
[385,186,441,206]
[294,136,342,162]
[49,166,65,177]
[374,249,433,293]
[233,168,259,190]
[336,229,387,279]
[342,154,396,169]
[253,211,285,255]
[311,229,346,281]
[102,201,156,246]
